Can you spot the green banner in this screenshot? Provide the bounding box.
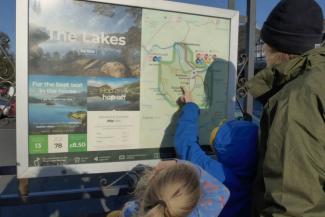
[68,134,87,152]
[29,135,48,154]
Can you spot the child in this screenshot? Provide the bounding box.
[121,160,230,217]
[175,88,258,217]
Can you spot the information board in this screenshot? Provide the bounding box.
[16,0,238,178]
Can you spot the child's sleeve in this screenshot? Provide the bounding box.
[174,102,225,182]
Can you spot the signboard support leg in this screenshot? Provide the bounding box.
[18,178,29,197]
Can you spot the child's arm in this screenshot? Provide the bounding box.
[174,102,226,182]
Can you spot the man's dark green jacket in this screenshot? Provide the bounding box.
[246,47,325,217]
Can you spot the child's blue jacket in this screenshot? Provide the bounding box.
[175,102,258,217]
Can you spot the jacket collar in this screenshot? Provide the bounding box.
[246,47,325,99]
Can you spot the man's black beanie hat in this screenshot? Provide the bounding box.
[261,0,324,54]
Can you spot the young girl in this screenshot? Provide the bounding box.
[121,160,229,217]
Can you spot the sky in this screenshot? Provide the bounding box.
[0,0,15,53]
[1,0,325,54]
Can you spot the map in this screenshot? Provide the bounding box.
[140,9,231,148]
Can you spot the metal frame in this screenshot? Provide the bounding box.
[245,0,256,114]
[0,184,127,206]
[16,0,239,178]
[228,0,236,10]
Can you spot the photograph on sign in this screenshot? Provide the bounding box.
[16,0,238,177]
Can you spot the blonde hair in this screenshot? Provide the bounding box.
[263,43,298,67]
[138,163,200,217]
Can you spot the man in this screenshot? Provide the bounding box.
[246,0,325,216]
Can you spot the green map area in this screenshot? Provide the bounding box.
[140,9,231,148]
[158,42,209,107]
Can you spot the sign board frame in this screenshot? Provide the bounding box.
[16,0,239,178]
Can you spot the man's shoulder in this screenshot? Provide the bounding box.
[274,63,324,100]
[296,63,325,95]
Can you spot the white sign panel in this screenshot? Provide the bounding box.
[16,0,238,178]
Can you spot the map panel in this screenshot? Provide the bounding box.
[140,9,231,147]
[21,0,236,173]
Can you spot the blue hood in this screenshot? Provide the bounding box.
[213,120,258,177]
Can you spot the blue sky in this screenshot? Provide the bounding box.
[1,0,325,54]
[0,0,15,53]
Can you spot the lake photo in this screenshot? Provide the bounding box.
[87,77,140,111]
[28,75,87,134]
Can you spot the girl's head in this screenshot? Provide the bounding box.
[138,161,200,217]
[263,43,298,67]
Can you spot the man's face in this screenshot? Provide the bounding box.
[262,43,290,67]
[262,44,273,67]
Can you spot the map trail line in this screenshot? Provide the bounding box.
[156,42,209,107]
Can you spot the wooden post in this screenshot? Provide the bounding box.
[18,178,29,197]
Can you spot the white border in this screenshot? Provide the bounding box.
[17,0,29,178]
[16,0,239,178]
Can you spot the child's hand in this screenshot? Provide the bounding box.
[180,86,192,103]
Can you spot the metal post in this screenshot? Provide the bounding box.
[228,0,236,10]
[245,0,256,114]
